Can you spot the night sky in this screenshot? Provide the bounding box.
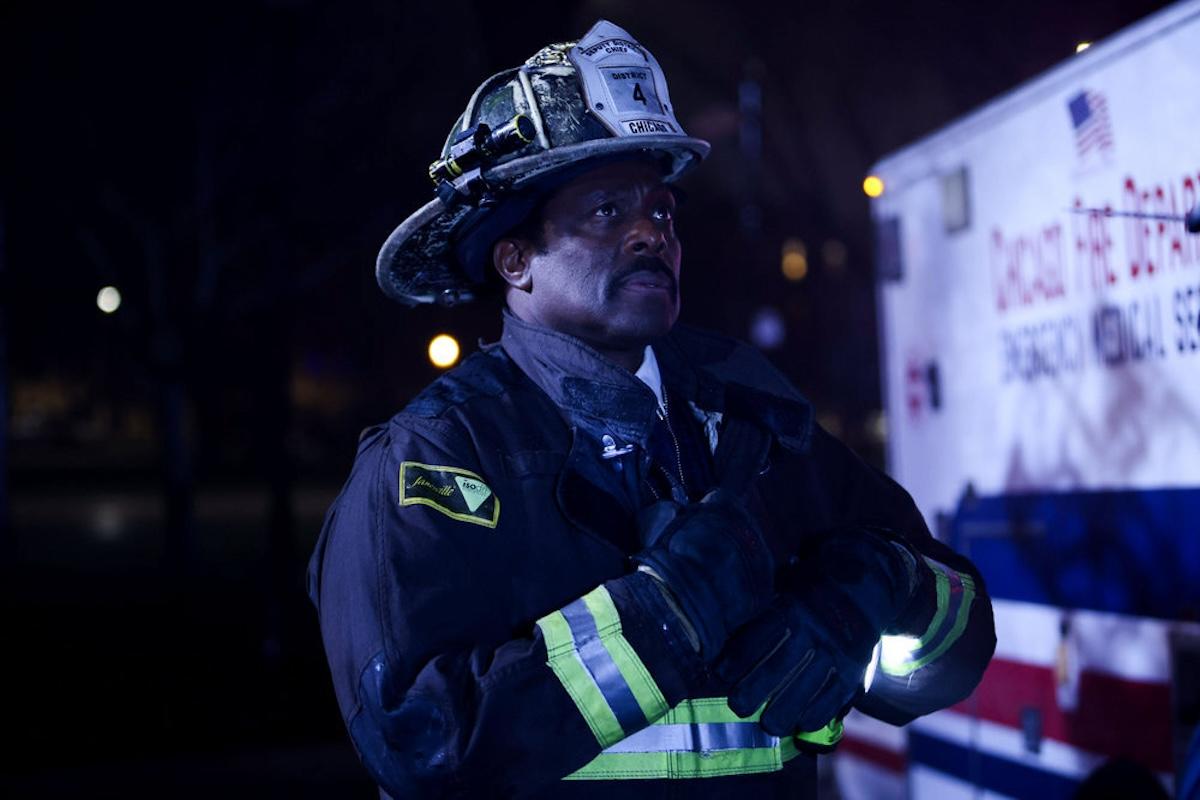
[2,1,1174,795]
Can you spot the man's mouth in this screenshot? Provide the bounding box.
[622,272,673,290]
[617,259,676,294]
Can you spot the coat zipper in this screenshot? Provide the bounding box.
[656,392,689,498]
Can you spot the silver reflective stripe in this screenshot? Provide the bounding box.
[560,597,648,733]
[604,721,779,754]
[564,697,808,780]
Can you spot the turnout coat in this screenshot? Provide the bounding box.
[308,313,995,798]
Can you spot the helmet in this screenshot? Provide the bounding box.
[376,19,710,306]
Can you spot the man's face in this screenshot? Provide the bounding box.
[500,159,682,355]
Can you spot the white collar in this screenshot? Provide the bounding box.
[633,345,666,412]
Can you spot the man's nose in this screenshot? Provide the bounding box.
[624,215,669,255]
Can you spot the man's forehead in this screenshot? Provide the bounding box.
[549,159,671,202]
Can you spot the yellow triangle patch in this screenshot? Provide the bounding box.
[454,475,493,513]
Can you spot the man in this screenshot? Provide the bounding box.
[308,20,995,798]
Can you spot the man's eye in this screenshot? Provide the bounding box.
[652,206,674,222]
[594,203,619,218]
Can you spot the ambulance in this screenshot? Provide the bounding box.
[840,1,1200,796]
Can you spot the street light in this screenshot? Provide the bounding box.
[781,239,808,281]
[863,175,885,198]
[97,286,121,314]
[428,334,461,369]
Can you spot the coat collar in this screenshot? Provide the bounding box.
[500,310,661,445]
[655,325,815,453]
[499,310,815,453]
[498,312,814,556]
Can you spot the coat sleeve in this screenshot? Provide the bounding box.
[306,416,706,798]
[789,425,996,726]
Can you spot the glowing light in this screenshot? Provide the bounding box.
[94,501,124,542]
[97,286,122,314]
[817,412,844,439]
[866,410,888,443]
[781,238,808,281]
[1075,41,1091,53]
[863,640,882,691]
[879,634,922,673]
[428,334,461,369]
[749,307,785,350]
[863,175,885,198]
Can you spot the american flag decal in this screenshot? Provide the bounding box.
[1067,90,1113,159]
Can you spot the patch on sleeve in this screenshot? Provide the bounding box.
[399,462,499,528]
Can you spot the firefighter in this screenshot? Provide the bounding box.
[308,20,995,798]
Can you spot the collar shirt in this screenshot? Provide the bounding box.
[634,345,666,413]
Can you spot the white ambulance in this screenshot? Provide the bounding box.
[841,1,1200,797]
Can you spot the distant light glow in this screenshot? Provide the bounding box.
[97,286,122,314]
[94,501,124,542]
[749,306,786,350]
[866,409,888,443]
[781,238,808,281]
[428,334,461,369]
[1075,41,1092,53]
[863,175,885,198]
[817,412,844,439]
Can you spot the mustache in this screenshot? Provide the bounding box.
[614,256,677,293]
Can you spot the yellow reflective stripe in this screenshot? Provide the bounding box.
[565,697,839,781]
[581,587,669,723]
[666,697,840,746]
[794,717,844,747]
[916,566,952,648]
[536,586,669,748]
[536,608,625,747]
[566,746,784,781]
[904,572,976,672]
[882,557,978,677]
[781,735,800,761]
[662,696,748,724]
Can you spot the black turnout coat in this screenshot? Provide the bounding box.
[308,312,995,798]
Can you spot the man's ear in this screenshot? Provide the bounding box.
[492,238,533,291]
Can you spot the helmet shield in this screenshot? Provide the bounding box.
[568,20,683,138]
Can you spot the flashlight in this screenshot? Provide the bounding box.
[429,115,536,186]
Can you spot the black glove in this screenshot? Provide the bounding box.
[633,489,775,660]
[715,528,920,738]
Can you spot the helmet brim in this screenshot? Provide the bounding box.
[376,135,710,306]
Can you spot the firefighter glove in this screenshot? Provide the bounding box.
[634,489,774,659]
[715,528,920,737]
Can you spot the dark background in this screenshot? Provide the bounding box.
[1,1,1171,795]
